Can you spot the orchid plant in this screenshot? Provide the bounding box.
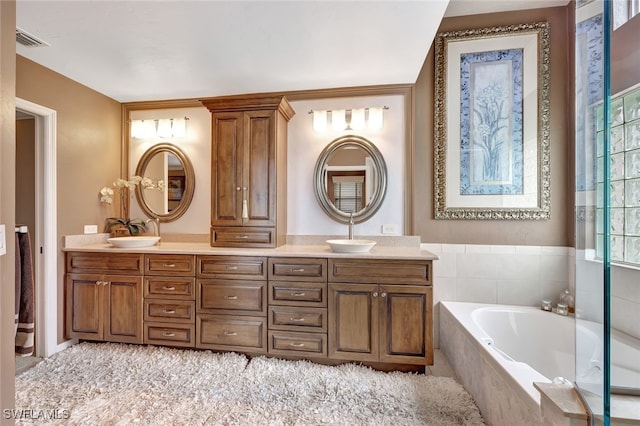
[100,176,165,235]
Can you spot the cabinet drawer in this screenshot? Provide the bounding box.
[144,277,195,300]
[144,299,195,323]
[144,322,195,347]
[197,314,266,352]
[268,306,327,332]
[329,259,431,285]
[211,227,275,248]
[197,256,267,280]
[145,254,195,276]
[197,280,267,315]
[268,331,327,357]
[66,252,143,275]
[268,281,327,307]
[268,258,327,282]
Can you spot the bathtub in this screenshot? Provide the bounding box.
[439,301,640,426]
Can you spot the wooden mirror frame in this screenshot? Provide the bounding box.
[313,135,387,224]
[135,143,195,222]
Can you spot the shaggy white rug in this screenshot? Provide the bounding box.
[15,343,485,425]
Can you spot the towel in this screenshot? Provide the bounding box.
[15,229,35,356]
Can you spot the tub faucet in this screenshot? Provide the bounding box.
[146,217,160,237]
[348,212,354,240]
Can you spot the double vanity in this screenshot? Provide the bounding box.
[66,93,435,370]
[64,238,436,370]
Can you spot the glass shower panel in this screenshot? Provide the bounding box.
[574,0,609,424]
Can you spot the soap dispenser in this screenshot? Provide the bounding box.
[559,289,575,314]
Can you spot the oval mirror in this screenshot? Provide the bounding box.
[135,143,195,222]
[313,135,387,224]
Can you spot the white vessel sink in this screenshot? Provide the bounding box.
[326,239,376,253]
[107,236,160,248]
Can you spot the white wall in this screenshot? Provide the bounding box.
[129,106,211,234]
[287,95,405,236]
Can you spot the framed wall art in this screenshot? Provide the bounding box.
[434,22,551,220]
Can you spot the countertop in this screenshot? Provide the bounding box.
[63,234,438,261]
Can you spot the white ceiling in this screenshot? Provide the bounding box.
[16,0,570,103]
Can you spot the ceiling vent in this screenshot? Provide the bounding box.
[16,28,49,47]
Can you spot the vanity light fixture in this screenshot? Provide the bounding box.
[309,107,388,132]
[130,117,189,139]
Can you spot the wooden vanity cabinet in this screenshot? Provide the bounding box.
[202,95,294,248]
[65,252,144,344]
[196,255,268,353]
[328,259,433,365]
[143,254,196,348]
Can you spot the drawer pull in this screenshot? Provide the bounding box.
[162,309,176,314]
[223,331,237,336]
[162,332,176,337]
[289,268,305,273]
[161,286,176,291]
[289,342,305,348]
[290,317,306,322]
[224,295,238,300]
[290,292,306,297]
[235,235,249,239]
[163,263,176,268]
[226,266,238,271]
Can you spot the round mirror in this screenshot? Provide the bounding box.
[313,135,387,224]
[135,143,195,222]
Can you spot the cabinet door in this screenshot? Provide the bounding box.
[212,111,244,226]
[379,285,432,365]
[103,275,143,343]
[66,274,103,340]
[243,110,276,226]
[328,283,378,361]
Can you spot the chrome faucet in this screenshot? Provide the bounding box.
[348,212,354,240]
[146,217,160,238]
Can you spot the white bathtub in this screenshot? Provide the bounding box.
[439,301,640,426]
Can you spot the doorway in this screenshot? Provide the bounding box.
[15,98,61,358]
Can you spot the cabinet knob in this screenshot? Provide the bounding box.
[372,292,378,298]
[289,342,305,348]
[224,295,238,300]
[290,317,305,322]
[161,286,176,291]
[236,187,241,191]
[223,331,237,336]
[162,332,176,337]
[226,266,238,270]
[290,292,306,297]
[235,235,249,239]
[289,268,305,273]
[162,309,176,314]
[162,263,176,268]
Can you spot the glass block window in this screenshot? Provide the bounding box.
[597,86,640,264]
[613,0,640,30]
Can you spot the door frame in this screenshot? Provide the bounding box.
[16,98,70,357]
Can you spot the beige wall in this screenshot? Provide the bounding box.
[413,6,574,247]
[16,56,122,344]
[0,1,16,421]
[612,12,640,94]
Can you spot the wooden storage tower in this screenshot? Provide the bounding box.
[201,95,295,248]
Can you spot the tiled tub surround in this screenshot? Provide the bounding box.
[440,301,588,426]
[421,243,573,348]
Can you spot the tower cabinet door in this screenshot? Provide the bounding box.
[378,285,432,365]
[328,283,378,362]
[212,111,244,226]
[66,274,103,340]
[243,110,276,226]
[103,275,143,343]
